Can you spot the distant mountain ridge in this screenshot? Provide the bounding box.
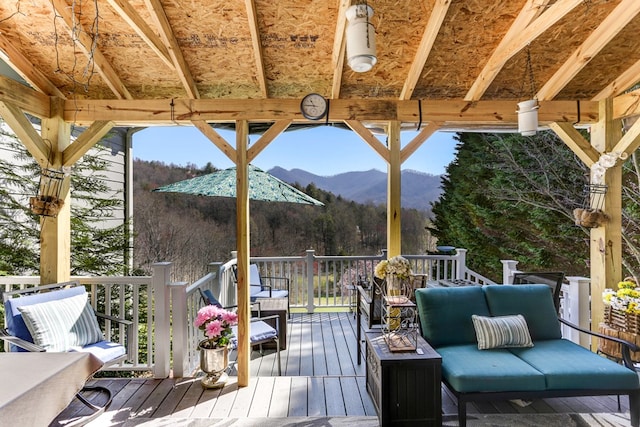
[269,167,442,212]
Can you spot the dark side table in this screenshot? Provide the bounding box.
[365,331,442,426]
[253,297,288,350]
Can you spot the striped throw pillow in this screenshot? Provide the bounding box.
[471,314,533,350]
[18,292,104,352]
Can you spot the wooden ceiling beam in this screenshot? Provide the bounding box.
[62,98,598,126]
[465,0,580,101]
[400,0,451,100]
[62,120,114,167]
[593,58,640,101]
[50,0,132,100]
[144,0,199,99]
[537,0,640,101]
[613,88,640,120]
[0,35,65,99]
[106,0,174,70]
[0,101,50,167]
[0,75,51,118]
[244,0,267,98]
[330,0,350,99]
[344,120,390,163]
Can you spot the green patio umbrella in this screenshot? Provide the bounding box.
[152,164,324,206]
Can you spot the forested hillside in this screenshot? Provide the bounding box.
[133,160,433,282]
[431,131,640,281]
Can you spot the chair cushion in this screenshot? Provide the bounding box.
[250,290,289,301]
[471,314,533,350]
[483,284,562,341]
[230,320,278,349]
[437,344,546,392]
[415,286,490,348]
[4,285,87,350]
[71,340,126,364]
[17,292,103,352]
[509,339,640,391]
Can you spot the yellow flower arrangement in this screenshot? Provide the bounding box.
[374,255,412,280]
[603,279,640,315]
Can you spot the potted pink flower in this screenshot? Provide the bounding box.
[194,305,239,349]
[194,304,238,388]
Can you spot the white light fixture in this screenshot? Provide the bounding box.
[517,99,539,136]
[517,46,539,136]
[346,3,377,73]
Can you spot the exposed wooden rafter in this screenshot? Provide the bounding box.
[50,0,132,100]
[330,0,350,99]
[144,0,199,99]
[399,0,451,100]
[593,58,640,101]
[464,0,580,101]
[0,34,65,99]
[244,0,267,98]
[537,0,640,101]
[106,0,174,70]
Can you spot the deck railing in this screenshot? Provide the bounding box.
[1,251,592,379]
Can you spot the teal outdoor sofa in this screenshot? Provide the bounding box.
[415,284,640,427]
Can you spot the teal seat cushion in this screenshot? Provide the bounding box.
[437,344,546,392]
[509,339,640,390]
[416,287,490,347]
[484,284,561,341]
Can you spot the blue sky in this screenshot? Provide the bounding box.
[132,125,459,176]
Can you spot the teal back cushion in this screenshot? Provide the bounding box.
[483,284,561,341]
[415,286,490,348]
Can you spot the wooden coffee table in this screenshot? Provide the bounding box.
[253,297,288,350]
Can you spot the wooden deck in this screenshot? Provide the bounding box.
[51,312,633,426]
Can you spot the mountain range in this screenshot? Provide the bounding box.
[268,167,443,212]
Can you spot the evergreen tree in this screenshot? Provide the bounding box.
[431,131,589,279]
[0,120,129,276]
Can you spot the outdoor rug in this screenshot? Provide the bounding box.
[120,413,631,427]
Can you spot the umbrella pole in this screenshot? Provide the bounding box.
[236,121,251,387]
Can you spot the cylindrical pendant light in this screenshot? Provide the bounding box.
[346,4,377,73]
[517,99,539,136]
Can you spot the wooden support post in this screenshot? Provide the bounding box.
[590,99,623,340]
[387,121,401,257]
[40,97,71,284]
[235,120,250,387]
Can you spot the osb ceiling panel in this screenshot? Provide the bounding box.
[487,0,622,101]
[413,0,526,100]
[340,0,428,99]
[0,0,638,104]
[257,1,338,98]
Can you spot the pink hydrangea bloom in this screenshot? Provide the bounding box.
[205,320,223,339]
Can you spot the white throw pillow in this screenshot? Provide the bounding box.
[18,292,104,352]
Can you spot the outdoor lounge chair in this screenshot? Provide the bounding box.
[232,264,290,317]
[1,282,133,426]
[198,287,281,375]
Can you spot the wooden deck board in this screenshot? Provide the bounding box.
[50,312,635,426]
